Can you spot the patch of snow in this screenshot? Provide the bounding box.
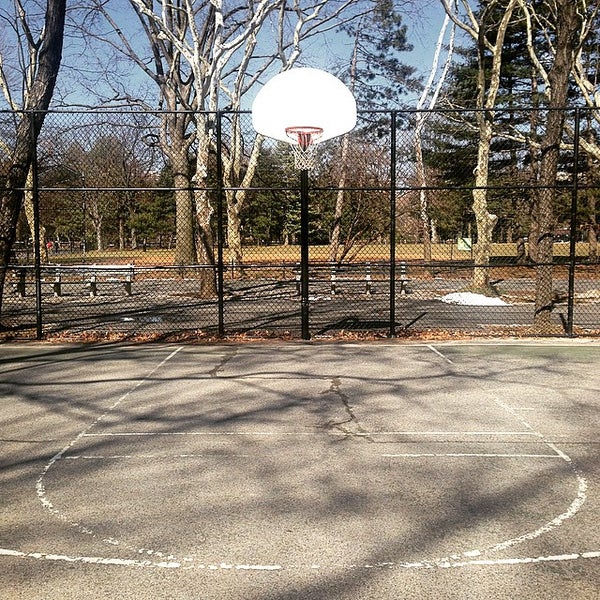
[441,292,508,306]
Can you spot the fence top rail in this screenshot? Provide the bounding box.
[0,106,594,117]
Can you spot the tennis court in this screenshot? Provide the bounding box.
[1,340,599,599]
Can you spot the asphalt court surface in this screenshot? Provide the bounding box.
[1,340,599,599]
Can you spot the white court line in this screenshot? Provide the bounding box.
[64,454,253,460]
[35,345,184,541]
[64,452,561,461]
[423,342,590,561]
[1,546,598,571]
[427,344,454,363]
[24,343,593,573]
[382,453,562,459]
[81,430,539,437]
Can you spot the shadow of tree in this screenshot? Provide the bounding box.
[0,342,595,598]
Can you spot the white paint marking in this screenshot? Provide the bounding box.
[0,548,281,570]
[81,430,538,437]
[382,453,561,459]
[1,547,597,571]
[35,346,185,543]
[475,393,590,555]
[64,454,252,460]
[427,344,454,363]
[25,342,594,574]
[488,474,587,553]
[545,442,572,463]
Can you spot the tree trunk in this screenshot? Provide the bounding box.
[0,125,33,315]
[193,137,216,297]
[589,223,598,263]
[95,215,104,253]
[160,110,197,268]
[227,199,243,267]
[0,0,66,318]
[329,134,350,263]
[173,180,196,265]
[23,166,48,264]
[589,194,598,263]
[533,0,582,330]
[119,217,125,250]
[471,117,498,293]
[415,134,432,262]
[469,0,517,293]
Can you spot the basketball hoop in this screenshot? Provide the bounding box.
[252,68,356,172]
[285,126,323,170]
[251,68,357,339]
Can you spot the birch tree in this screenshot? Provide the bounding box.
[414,6,456,261]
[0,0,67,316]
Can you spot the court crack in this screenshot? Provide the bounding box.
[323,376,371,440]
[208,347,238,377]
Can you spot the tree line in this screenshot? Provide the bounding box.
[2,1,600,332]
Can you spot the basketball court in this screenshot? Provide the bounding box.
[0,339,598,599]
[2,71,599,597]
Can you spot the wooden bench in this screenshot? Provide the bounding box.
[10,264,135,297]
[293,263,382,296]
[397,261,410,295]
[294,262,410,297]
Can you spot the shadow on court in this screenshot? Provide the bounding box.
[0,340,599,599]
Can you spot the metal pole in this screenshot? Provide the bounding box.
[389,110,397,338]
[300,169,310,340]
[31,112,43,340]
[216,111,225,336]
[566,108,580,337]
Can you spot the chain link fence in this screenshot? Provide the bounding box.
[1,108,599,341]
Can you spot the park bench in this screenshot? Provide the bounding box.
[397,261,410,295]
[294,262,410,296]
[10,264,135,297]
[295,263,373,296]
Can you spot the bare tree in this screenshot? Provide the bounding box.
[442,0,518,293]
[221,1,363,268]
[88,0,365,291]
[0,0,67,316]
[327,0,418,263]
[517,0,584,329]
[414,6,456,261]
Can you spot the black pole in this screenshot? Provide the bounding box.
[300,169,310,340]
[566,108,580,337]
[216,111,225,337]
[31,112,43,340]
[389,110,397,338]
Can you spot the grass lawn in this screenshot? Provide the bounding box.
[42,242,592,266]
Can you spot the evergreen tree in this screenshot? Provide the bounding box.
[339,0,420,109]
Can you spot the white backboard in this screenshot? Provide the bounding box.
[252,68,357,146]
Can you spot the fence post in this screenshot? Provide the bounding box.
[300,168,310,340]
[566,107,580,337]
[31,111,43,340]
[216,110,225,337]
[389,110,397,338]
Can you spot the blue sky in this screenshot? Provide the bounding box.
[287,0,452,107]
[405,2,451,75]
[49,0,451,110]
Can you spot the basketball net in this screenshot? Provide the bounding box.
[285,126,323,170]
